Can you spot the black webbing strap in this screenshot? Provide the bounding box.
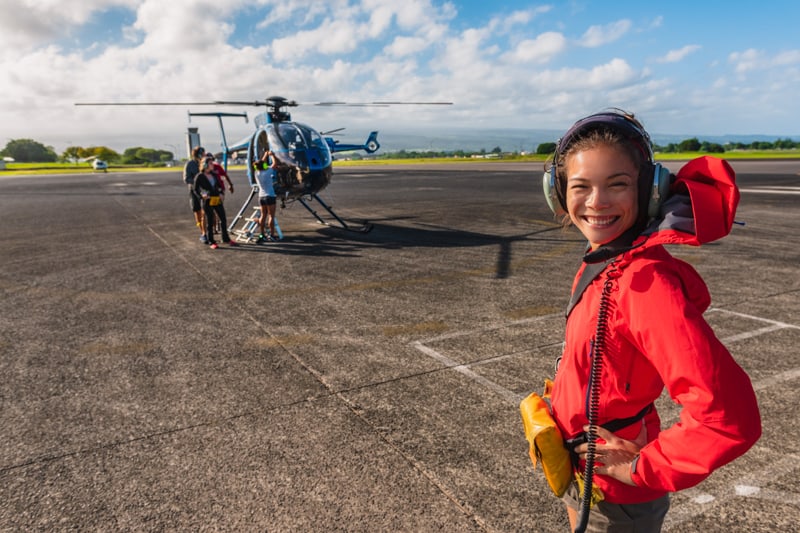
[564,402,653,457]
[565,260,610,318]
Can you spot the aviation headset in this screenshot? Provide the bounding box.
[542,110,671,220]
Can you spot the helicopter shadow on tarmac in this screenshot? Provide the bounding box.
[229,218,580,279]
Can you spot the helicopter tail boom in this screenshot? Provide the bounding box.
[363,131,380,153]
[326,131,380,154]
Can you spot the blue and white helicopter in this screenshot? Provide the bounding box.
[78,96,450,235]
[204,96,389,234]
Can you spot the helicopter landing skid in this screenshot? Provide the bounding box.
[299,194,373,233]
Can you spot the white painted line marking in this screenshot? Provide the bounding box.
[710,308,799,330]
[411,342,523,403]
[709,308,799,344]
[739,187,800,195]
[722,323,788,343]
[735,485,759,497]
[691,493,715,504]
[411,307,799,526]
[664,451,800,529]
[737,486,800,505]
[749,368,800,392]
[411,313,562,403]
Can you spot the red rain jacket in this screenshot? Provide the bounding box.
[550,156,761,503]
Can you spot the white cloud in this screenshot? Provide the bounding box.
[0,0,138,53]
[257,0,333,27]
[501,32,566,64]
[579,19,631,48]
[581,58,637,88]
[271,18,361,61]
[131,0,241,55]
[773,49,800,66]
[648,16,663,30]
[385,36,429,58]
[656,44,701,63]
[728,48,800,73]
[1,1,799,154]
[496,6,551,32]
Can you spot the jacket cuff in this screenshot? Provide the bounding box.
[630,454,641,486]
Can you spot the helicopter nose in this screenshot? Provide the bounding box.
[306,165,332,194]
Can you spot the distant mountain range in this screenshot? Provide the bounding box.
[373,127,800,153]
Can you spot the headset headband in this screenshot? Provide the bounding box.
[555,110,654,164]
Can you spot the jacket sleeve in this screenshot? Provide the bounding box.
[625,263,761,492]
[193,174,204,195]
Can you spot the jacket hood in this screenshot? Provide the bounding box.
[641,156,739,247]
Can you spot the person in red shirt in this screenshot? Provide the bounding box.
[206,153,234,196]
[541,110,761,532]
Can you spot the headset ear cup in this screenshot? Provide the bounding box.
[543,167,566,216]
[647,163,672,218]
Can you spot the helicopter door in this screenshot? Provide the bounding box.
[255,128,269,159]
[246,128,270,186]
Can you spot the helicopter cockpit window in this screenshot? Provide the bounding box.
[268,122,332,170]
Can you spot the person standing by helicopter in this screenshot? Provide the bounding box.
[253,150,279,243]
[533,109,761,532]
[205,152,234,237]
[194,157,237,249]
[183,146,207,243]
[206,152,234,197]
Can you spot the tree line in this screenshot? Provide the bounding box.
[2,136,799,164]
[0,139,175,165]
[535,137,800,155]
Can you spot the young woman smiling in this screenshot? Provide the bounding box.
[534,110,761,532]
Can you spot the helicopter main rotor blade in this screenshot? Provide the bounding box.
[315,102,391,107]
[214,100,270,106]
[313,101,453,107]
[75,99,452,107]
[371,101,453,105]
[74,102,220,106]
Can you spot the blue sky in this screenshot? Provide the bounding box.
[1,0,799,153]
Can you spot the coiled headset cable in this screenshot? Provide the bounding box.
[574,262,618,533]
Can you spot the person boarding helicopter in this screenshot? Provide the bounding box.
[253,150,280,243]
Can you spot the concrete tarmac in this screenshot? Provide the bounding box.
[1,160,798,531]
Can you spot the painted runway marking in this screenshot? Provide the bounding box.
[412,307,798,527]
[750,367,800,391]
[413,308,798,403]
[710,308,799,345]
[411,342,522,403]
[739,186,800,195]
[663,451,800,529]
[411,313,561,404]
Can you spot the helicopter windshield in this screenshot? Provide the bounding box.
[267,122,332,170]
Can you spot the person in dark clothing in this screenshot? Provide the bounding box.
[183,146,207,242]
[193,158,237,249]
